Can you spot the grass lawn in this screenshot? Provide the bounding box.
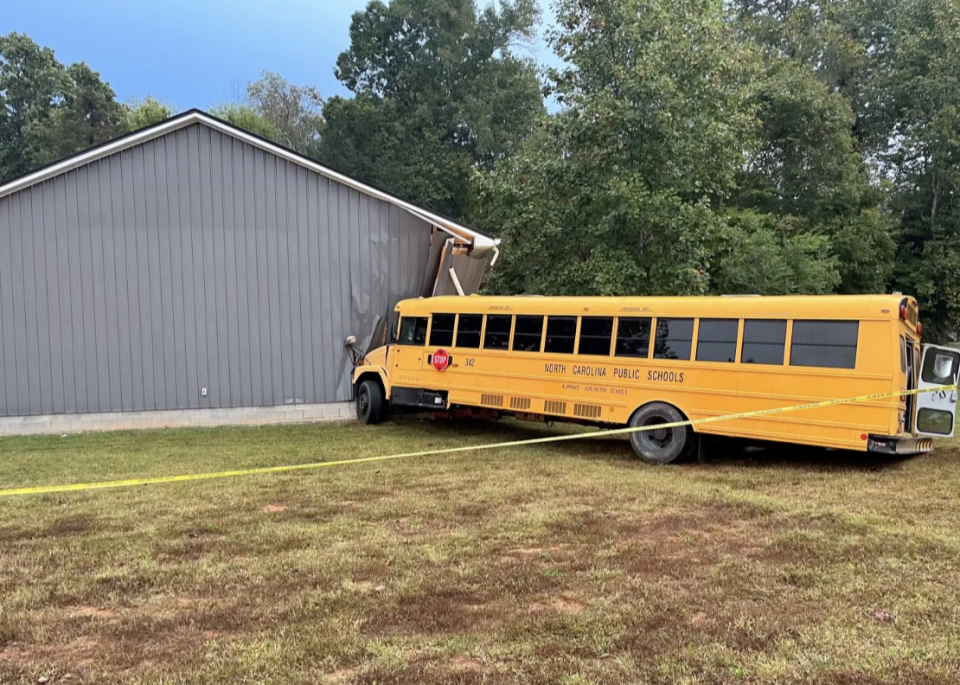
[1,417,959,684]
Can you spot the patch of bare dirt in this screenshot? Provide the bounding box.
[364,590,495,635]
[321,667,359,684]
[449,657,481,673]
[70,605,118,619]
[263,505,288,513]
[0,636,101,669]
[528,595,584,615]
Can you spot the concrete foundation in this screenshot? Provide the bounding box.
[0,402,356,436]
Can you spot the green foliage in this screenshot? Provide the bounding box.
[731,33,897,296]
[736,0,960,339]
[246,71,322,153]
[872,0,960,341]
[210,103,283,143]
[712,212,840,295]
[31,62,126,166]
[0,33,126,181]
[123,95,175,130]
[482,0,761,296]
[211,73,322,153]
[315,0,544,219]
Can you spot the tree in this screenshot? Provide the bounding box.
[0,33,70,181]
[246,71,322,154]
[123,96,175,131]
[0,33,124,182]
[481,0,762,296]
[867,0,960,341]
[32,62,126,166]
[711,212,840,295]
[731,49,896,295]
[210,102,283,142]
[210,73,322,153]
[315,0,544,220]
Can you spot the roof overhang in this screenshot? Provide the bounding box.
[0,109,499,253]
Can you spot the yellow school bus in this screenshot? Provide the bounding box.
[349,294,960,463]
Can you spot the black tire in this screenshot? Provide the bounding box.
[357,379,384,425]
[628,402,691,464]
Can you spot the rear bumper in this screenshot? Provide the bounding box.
[867,435,934,456]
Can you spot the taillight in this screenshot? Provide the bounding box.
[917,321,923,337]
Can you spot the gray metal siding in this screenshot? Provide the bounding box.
[0,123,435,416]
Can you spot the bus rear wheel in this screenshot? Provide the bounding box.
[628,402,690,464]
[357,379,385,425]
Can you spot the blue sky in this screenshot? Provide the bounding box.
[1,0,557,111]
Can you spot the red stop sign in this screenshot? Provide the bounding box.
[432,349,450,371]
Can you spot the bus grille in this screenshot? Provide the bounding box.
[481,393,504,407]
[573,403,603,419]
[544,400,567,415]
[510,397,531,411]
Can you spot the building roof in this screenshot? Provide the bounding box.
[0,108,498,252]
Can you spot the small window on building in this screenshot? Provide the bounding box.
[741,320,787,365]
[615,318,652,358]
[544,317,577,354]
[696,319,739,363]
[398,317,428,346]
[513,316,544,352]
[654,318,694,360]
[456,314,483,349]
[483,315,512,350]
[429,314,456,347]
[790,321,859,369]
[580,317,614,356]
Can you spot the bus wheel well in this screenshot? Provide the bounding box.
[630,401,693,429]
[354,371,385,397]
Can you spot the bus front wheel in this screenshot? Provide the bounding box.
[628,403,691,464]
[357,379,385,425]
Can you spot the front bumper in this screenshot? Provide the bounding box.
[867,435,934,456]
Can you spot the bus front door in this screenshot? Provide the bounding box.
[915,345,960,438]
[393,316,428,374]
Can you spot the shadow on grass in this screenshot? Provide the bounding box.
[388,415,926,474]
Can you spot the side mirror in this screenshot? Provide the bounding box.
[344,335,358,347]
[389,321,398,343]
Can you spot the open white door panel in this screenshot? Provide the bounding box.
[915,345,960,438]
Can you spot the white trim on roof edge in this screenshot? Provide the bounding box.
[0,110,499,252]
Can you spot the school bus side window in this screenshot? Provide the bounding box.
[513,316,545,352]
[429,314,456,347]
[484,315,512,350]
[616,317,652,358]
[545,316,577,354]
[696,319,739,363]
[456,314,483,348]
[581,317,614,356]
[398,317,428,346]
[654,318,694,360]
[741,320,787,365]
[790,321,859,369]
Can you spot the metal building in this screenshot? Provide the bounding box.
[0,110,497,433]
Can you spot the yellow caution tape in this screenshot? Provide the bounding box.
[0,384,955,499]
